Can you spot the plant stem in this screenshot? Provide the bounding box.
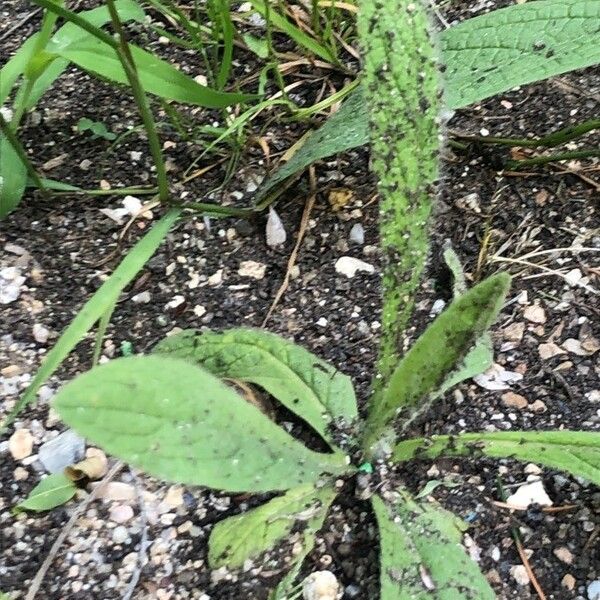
[105,0,170,202]
[0,114,48,196]
[506,148,600,170]
[263,0,288,98]
[169,199,255,217]
[451,118,600,149]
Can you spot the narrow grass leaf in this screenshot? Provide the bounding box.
[393,431,600,485]
[154,328,358,447]
[0,209,180,435]
[0,136,27,218]
[209,483,336,568]
[14,472,77,512]
[372,492,495,599]
[53,356,350,492]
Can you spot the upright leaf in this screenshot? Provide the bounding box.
[209,483,337,568]
[363,274,510,451]
[393,430,600,485]
[53,356,350,493]
[358,0,442,389]
[372,492,495,600]
[0,209,180,435]
[14,472,77,512]
[154,328,358,446]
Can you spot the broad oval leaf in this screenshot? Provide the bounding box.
[363,273,510,450]
[15,472,77,512]
[209,483,337,568]
[153,328,358,447]
[372,491,495,600]
[393,430,600,485]
[48,38,253,109]
[53,356,350,493]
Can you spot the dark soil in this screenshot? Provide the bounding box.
[1,1,599,599]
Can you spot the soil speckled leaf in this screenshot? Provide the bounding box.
[153,328,358,446]
[209,483,337,568]
[393,431,600,485]
[15,472,77,512]
[364,274,510,448]
[372,492,495,600]
[53,356,349,493]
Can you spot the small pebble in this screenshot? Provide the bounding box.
[523,303,546,324]
[334,256,375,278]
[238,261,266,279]
[501,392,528,410]
[553,546,574,564]
[506,480,552,509]
[32,323,50,344]
[9,429,33,460]
[38,430,85,473]
[109,504,134,524]
[588,580,600,600]
[349,223,365,245]
[302,570,339,600]
[511,565,530,586]
[112,525,129,544]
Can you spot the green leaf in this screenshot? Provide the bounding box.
[0,0,145,108]
[53,356,350,493]
[259,0,600,193]
[48,37,253,109]
[393,430,600,486]
[363,273,510,450]
[0,209,180,435]
[153,328,358,446]
[243,33,269,59]
[0,135,27,218]
[443,0,600,109]
[15,473,77,512]
[209,483,336,568]
[255,90,369,201]
[372,492,495,600]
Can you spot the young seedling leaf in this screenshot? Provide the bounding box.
[393,431,600,485]
[49,38,253,109]
[0,209,180,435]
[0,136,27,219]
[372,492,495,600]
[14,472,77,512]
[258,0,600,194]
[153,328,358,446]
[53,356,350,493]
[209,483,337,568]
[363,273,510,450]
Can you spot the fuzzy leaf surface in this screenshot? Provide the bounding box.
[372,492,495,599]
[154,328,357,446]
[209,483,337,568]
[15,473,77,512]
[53,356,349,493]
[364,274,510,447]
[393,431,600,485]
[259,0,600,193]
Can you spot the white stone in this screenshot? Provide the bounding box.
[302,570,339,600]
[266,207,286,247]
[238,261,266,279]
[33,323,49,344]
[511,564,530,586]
[473,363,523,391]
[349,223,364,245]
[132,291,151,303]
[109,504,134,523]
[506,480,552,509]
[112,525,129,544]
[38,430,85,473]
[588,580,600,600]
[334,256,375,278]
[9,429,33,460]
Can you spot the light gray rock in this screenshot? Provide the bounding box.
[39,429,85,473]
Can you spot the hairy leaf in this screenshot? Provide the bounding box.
[393,430,600,485]
[443,0,600,108]
[153,328,358,446]
[0,136,27,219]
[372,492,495,600]
[255,87,369,201]
[0,0,145,108]
[53,356,350,493]
[358,0,441,389]
[15,473,77,512]
[1,210,180,434]
[363,274,510,450]
[48,37,252,109]
[209,483,336,568]
[259,0,600,194]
